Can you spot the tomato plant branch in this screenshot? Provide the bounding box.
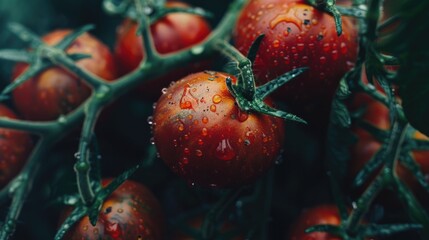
[0,137,53,239]
[345,116,408,235]
[0,118,54,135]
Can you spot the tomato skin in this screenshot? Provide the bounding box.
[0,104,33,188]
[234,1,358,112]
[289,205,342,240]
[152,71,285,188]
[12,30,117,121]
[61,179,164,240]
[114,1,211,100]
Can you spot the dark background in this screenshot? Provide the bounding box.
[0,0,420,239]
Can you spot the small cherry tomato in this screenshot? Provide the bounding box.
[114,1,211,100]
[152,71,285,188]
[234,0,358,117]
[61,179,164,240]
[12,29,117,121]
[0,104,33,188]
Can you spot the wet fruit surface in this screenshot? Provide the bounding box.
[0,104,33,188]
[114,1,212,100]
[234,1,358,116]
[12,30,117,121]
[62,179,164,240]
[152,71,285,188]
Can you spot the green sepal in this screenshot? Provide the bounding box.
[255,67,308,100]
[330,78,352,127]
[246,34,265,64]
[55,24,95,50]
[305,224,342,235]
[54,206,87,240]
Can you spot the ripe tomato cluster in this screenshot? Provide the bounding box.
[0,0,423,239]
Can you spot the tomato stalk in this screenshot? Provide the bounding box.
[214,39,307,123]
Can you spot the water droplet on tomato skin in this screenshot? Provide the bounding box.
[195,150,203,157]
[178,124,185,131]
[202,117,209,124]
[340,42,348,54]
[183,148,190,155]
[210,105,217,112]
[215,139,236,161]
[161,88,167,94]
[332,50,339,60]
[297,43,305,51]
[319,56,327,64]
[105,221,122,239]
[149,137,155,145]
[273,39,280,48]
[212,95,222,104]
[147,116,153,125]
[201,128,208,136]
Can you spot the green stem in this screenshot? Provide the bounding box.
[345,117,408,234]
[0,137,53,240]
[0,118,54,135]
[135,0,160,63]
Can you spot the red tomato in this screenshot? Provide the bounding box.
[152,71,285,188]
[114,1,211,100]
[0,104,33,188]
[12,30,117,121]
[349,94,429,193]
[173,215,244,240]
[234,0,358,115]
[289,205,342,240]
[61,179,164,240]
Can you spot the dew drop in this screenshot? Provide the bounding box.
[147,116,153,125]
[198,139,204,145]
[195,150,203,157]
[182,157,189,164]
[201,128,208,136]
[152,103,157,109]
[212,95,222,104]
[323,43,330,52]
[210,105,217,112]
[173,139,178,147]
[319,56,327,64]
[273,39,280,48]
[183,148,190,155]
[332,50,339,60]
[202,117,209,124]
[297,43,305,51]
[149,137,155,145]
[178,123,185,131]
[340,42,347,54]
[191,46,204,55]
[161,88,168,94]
[215,139,236,161]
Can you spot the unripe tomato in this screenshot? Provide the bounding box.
[12,30,117,121]
[152,71,285,188]
[61,179,164,240]
[114,1,211,100]
[0,104,33,188]
[289,205,342,240]
[234,0,358,115]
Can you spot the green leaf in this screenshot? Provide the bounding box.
[55,24,95,50]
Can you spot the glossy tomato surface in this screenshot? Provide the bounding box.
[12,30,117,121]
[289,205,342,240]
[0,104,33,188]
[234,0,358,111]
[114,1,211,100]
[62,179,163,240]
[152,71,285,188]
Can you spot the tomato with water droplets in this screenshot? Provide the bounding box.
[0,104,33,188]
[12,30,117,121]
[114,1,211,100]
[152,71,285,188]
[234,0,358,122]
[61,179,164,240]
